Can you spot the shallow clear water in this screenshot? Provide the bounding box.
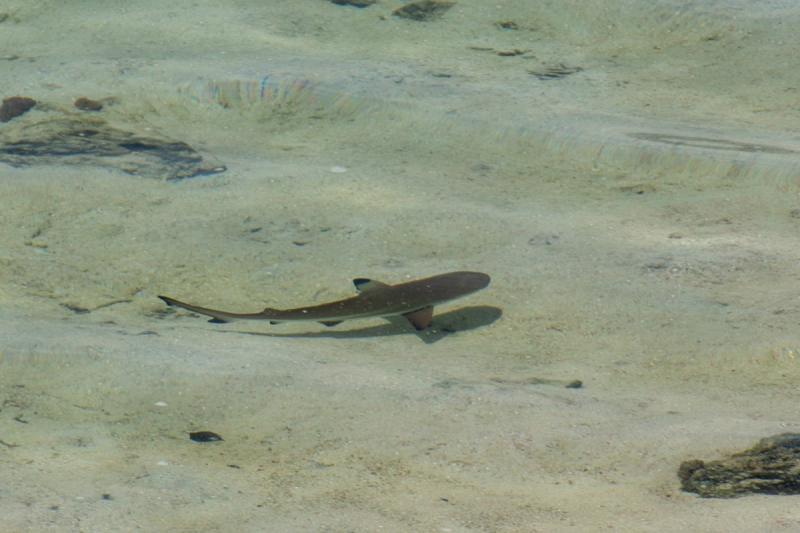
[2,1,800,531]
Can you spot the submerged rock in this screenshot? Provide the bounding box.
[679,433,800,498]
[393,1,454,21]
[0,117,225,180]
[0,96,36,122]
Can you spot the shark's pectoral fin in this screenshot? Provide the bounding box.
[319,320,343,327]
[403,306,434,330]
[353,278,391,294]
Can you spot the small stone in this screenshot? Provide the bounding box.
[0,96,36,122]
[74,97,103,111]
[331,0,376,7]
[497,21,520,30]
[393,1,454,21]
[189,431,224,442]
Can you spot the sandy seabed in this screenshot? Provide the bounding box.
[2,1,800,531]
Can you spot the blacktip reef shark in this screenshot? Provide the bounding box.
[158,271,490,331]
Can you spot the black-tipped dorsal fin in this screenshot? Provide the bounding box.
[403,306,434,330]
[353,278,391,294]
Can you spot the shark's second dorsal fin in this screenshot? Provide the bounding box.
[353,278,391,294]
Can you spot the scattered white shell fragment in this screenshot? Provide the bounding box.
[154,402,168,407]
[156,461,169,466]
[330,166,348,173]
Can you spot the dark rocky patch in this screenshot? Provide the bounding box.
[189,431,224,443]
[680,433,800,498]
[74,97,104,111]
[528,65,583,80]
[0,117,225,180]
[331,0,376,7]
[393,0,454,21]
[496,20,519,30]
[0,96,36,122]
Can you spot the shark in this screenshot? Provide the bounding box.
[158,271,490,330]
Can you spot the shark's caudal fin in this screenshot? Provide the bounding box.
[159,295,278,323]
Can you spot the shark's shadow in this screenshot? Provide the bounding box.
[214,306,502,344]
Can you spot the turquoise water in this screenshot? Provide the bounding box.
[2,1,800,531]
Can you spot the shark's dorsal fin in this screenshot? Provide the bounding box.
[403,306,434,330]
[353,278,391,294]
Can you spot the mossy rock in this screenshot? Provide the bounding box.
[679,433,800,498]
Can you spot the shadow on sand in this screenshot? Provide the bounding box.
[211,306,502,344]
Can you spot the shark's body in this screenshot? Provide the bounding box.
[158,271,490,330]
